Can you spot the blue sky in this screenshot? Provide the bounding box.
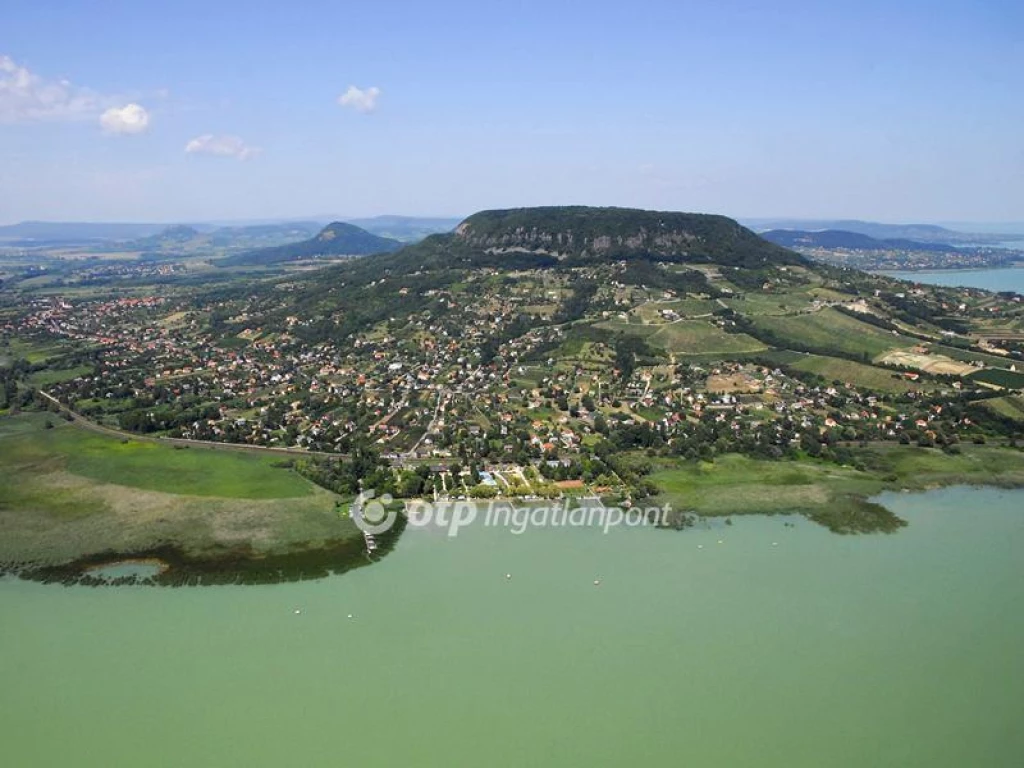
[1,0,1021,224]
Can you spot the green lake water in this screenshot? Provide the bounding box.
[2,486,1023,767]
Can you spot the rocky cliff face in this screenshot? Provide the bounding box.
[455,221,701,258]
[450,206,788,264]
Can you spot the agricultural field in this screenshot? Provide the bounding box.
[969,368,1024,390]
[876,348,977,376]
[631,298,718,322]
[979,395,1024,422]
[598,318,765,356]
[721,290,814,316]
[749,308,916,359]
[788,354,926,392]
[932,343,1019,369]
[649,320,766,356]
[705,372,761,394]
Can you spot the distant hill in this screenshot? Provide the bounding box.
[205,222,323,248]
[761,229,960,254]
[132,225,203,248]
[221,222,402,266]
[117,222,325,260]
[745,219,1022,245]
[344,216,461,242]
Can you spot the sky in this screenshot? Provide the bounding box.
[1,0,1021,224]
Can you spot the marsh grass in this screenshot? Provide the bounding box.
[649,445,1024,533]
[1,413,313,498]
[0,414,363,578]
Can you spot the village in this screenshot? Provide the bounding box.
[6,256,1021,503]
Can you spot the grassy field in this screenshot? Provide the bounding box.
[932,343,1018,369]
[979,395,1024,422]
[632,299,718,322]
[0,414,358,570]
[598,319,765,356]
[648,444,1024,533]
[26,365,94,388]
[595,319,658,337]
[649,320,767,355]
[788,354,924,392]
[721,291,814,316]
[749,308,916,360]
[650,454,881,519]
[1,338,69,364]
[0,415,313,498]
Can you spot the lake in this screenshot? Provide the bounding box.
[2,486,1023,767]
[881,266,1024,293]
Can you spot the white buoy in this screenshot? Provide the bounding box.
[772,542,778,546]
[505,573,512,580]
[294,609,301,615]
[593,579,601,586]
[717,540,723,544]
[347,614,353,619]
[697,544,703,549]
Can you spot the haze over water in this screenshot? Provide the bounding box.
[1,487,1022,766]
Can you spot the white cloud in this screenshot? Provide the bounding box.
[0,54,101,123]
[99,103,150,135]
[337,85,380,113]
[1,54,151,136]
[184,134,260,160]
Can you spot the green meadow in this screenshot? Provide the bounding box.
[787,353,925,392]
[980,395,1024,422]
[0,414,357,568]
[26,365,95,388]
[749,308,915,359]
[721,291,814,316]
[1,338,69,365]
[0,413,313,498]
[648,320,766,356]
[648,443,1024,533]
[597,318,765,356]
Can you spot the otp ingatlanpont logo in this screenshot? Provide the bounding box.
[349,489,397,534]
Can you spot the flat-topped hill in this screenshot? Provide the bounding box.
[450,206,805,268]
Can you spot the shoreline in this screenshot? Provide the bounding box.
[5,468,1023,586]
[5,518,406,587]
[4,415,1024,585]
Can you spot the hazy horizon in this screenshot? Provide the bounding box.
[3,214,1024,234]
